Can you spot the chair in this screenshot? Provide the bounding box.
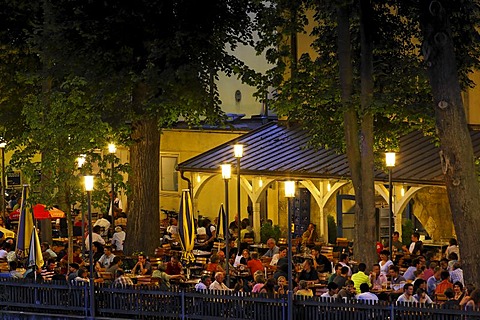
[336,238,349,247]
[321,246,334,262]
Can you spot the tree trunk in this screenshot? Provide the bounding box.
[419,0,480,283]
[356,0,377,268]
[337,1,377,267]
[124,118,160,256]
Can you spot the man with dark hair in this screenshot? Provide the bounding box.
[333,266,349,288]
[41,259,57,281]
[351,263,371,292]
[357,283,378,301]
[329,264,343,283]
[397,283,417,303]
[403,232,423,256]
[95,245,116,271]
[195,274,212,291]
[320,281,339,298]
[435,270,453,295]
[67,263,80,284]
[310,246,332,273]
[132,254,152,275]
[392,231,403,252]
[113,269,133,287]
[85,225,105,250]
[389,265,406,293]
[337,280,356,301]
[338,254,351,276]
[404,258,422,281]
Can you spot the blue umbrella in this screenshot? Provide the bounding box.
[178,189,195,264]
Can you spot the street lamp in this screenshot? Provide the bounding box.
[108,143,116,219]
[220,163,231,286]
[385,152,396,256]
[76,155,87,258]
[0,141,6,221]
[233,143,243,251]
[84,175,95,319]
[284,180,295,320]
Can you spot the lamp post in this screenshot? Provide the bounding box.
[76,155,87,258]
[284,181,295,320]
[0,141,6,221]
[385,152,396,256]
[221,163,231,286]
[84,175,95,319]
[108,143,116,219]
[233,144,243,251]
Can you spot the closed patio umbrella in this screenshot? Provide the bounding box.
[216,204,227,241]
[27,226,44,270]
[16,185,33,255]
[178,189,195,265]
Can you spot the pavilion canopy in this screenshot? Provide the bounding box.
[177,121,480,186]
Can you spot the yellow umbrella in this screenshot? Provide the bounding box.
[178,189,195,264]
[0,227,15,241]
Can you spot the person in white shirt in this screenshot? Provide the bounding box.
[95,245,116,271]
[397,283,418,303]
[108,191,123,217]
[94,213,111,237]
[320,282,339,299]
[85,225,105,250]
[209,272,231,291]
[356,283,379,301]
[111,226,126,251]
[270,247,287,266]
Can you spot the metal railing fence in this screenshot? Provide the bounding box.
[0,279,479,319]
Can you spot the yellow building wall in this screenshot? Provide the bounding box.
[159,129,247,220]
[466,71,480,125]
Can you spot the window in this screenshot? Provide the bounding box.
[161,155,178,192]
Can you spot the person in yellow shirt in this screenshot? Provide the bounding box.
[351,263,372,292]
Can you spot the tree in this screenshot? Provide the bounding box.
[415,0,480,283]
[30,0,257,255]
[252,0,433,266]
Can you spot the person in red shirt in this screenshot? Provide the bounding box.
[435,270,454,295]
[247,252,264,277]
[165,255,183,275]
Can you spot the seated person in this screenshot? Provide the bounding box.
[95,245,116,272]
[166,255,183,275]
[302,223,319,247]
[295,280,313,297]
[270,247,287,266]
[205,254,225,274]
[247,252,264,277]
[321,282,339,299]
[113,269,134,287]
[296,259,319,285]
[356,283,378,301]
[310,246,332,273]
[152,263,185,289]
[131,254,152,275]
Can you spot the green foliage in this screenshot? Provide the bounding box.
[402,219,414,245]
[260,223,282,243]
[327,215,337,244]
[252,0,436,156]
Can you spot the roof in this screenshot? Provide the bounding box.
[177,122,480,186]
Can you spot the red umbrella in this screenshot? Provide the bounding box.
[33,204,65,220]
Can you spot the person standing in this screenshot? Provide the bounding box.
[111,226,126,251]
